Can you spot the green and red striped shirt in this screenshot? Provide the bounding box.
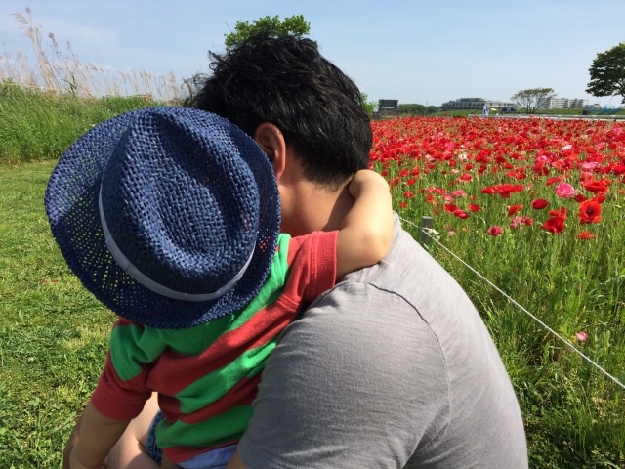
[91,231,337,463]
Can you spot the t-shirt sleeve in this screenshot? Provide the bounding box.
[284,231,337,303]
[90,319,153,420]
[236,282,450,469]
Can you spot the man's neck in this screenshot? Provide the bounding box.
[280,183,353,237]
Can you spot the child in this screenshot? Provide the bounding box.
[45,107,393,469]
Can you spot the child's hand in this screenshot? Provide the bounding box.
[349,170,390,198]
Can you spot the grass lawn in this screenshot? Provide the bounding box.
[0,160,114,468]
[2,153,624,467]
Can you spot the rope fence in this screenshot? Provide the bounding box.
[400,215,625,392]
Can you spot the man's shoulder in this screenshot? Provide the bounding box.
[337,223,465,314]
[301,223,528,468]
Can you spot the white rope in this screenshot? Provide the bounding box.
[399,216,625,391]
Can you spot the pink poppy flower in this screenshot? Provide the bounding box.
[575,331,588,342]
[555,183,575,198]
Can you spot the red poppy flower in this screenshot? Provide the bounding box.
[577,231,595,239]
[612,165,625,175]
[548,207,567,219]
[521,216,533,226]
[444,203,459,213]
[458,174,473,182]
[468,203,481,212]
[577,200,602,224]
[583,180,608,193]
[481,184,523,198]
[402,191,415,199]
[531,198,549,209]
[508,204,523,217]
[590,194,606,204]
[546,177,562,186]
[487,226,504,236]
[574,194,587,202]
[453,209,469,219]
[541,216,565,234]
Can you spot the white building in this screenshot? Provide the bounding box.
[568,99,589,108]
[441,98,515,111]
[538,97,589,109]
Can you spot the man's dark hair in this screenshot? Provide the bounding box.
[185,33,372,189]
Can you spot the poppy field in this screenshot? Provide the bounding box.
[371,116,625,466]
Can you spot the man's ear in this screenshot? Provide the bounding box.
[254,123,287,180]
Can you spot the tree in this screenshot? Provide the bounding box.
[511,88,556,114]
[360,92,377,115]
[586,42,625,104]
[397,104,438,115]
[225,15,311,47]
[224,17,373,116]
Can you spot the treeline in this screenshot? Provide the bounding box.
[397,104,439,115]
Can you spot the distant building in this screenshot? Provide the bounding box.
[568,99,589,108]
[378,99,398,116]
[538,97,589,109]
[441,97,514,111]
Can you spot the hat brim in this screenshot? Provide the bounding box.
[45,108,280,329]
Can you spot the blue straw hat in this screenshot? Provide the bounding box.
[45,107,280,329]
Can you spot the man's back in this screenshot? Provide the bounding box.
[237,218,528,468]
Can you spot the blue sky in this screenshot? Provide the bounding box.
[1,0,624,106]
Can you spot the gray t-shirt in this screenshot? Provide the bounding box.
[237,218,528,468]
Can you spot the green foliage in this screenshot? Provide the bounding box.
[586,42,625,104]
[359,92,377,115]
[511,87,556,114]
[224,15,311,48]
[397,103,438,115]
[0,82,159,164]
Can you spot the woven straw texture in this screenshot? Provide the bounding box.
[45,107,280,329]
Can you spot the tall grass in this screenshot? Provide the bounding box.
[0,9,188,163]
[1,8,186,101]
[0,83,161,163]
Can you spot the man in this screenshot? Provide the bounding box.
[64,33,527,468]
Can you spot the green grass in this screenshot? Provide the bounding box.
[1,112,624,466]
[3,158,624,467]
[0,161,114,468]
[0,82,160,164]
[388,163,625,468]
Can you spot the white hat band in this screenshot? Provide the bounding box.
[98,188,254,302]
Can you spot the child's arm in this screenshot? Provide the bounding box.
[69,402,130,469]
[336,169,394,279]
